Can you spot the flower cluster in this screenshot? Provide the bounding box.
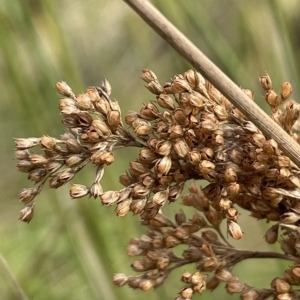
[15,69,300,299]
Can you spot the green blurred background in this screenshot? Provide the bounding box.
[0,0,299,299]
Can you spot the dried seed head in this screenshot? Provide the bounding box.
[173,138,190,158]
[215,269,233,282]
[141,69,158,83]
[107,110,121,130]
[184,69,205,88]
[156,140,172,156]
[18,188,39,204]
[265,90,280,108]
[140,103,159,120]
[89,182,103,198]
[156,94,175,110]
[181,271,192,283]
[75,93,92,110]
[40,135,56,151]
[155,155,172,174]
[263,139,278,155]
[100,190,119,205]
[165,235,181,248]
[92,119,112,137]
[226,279,246,294]
[259,73,272,91]
[113,273,128,287]
[199,160,215,175]
[146,81,164,95]
[70,184,89,198]
[171,78,192,93]
[130,199,146,214]
[19,204,35,223]
[187,91,204,108]
[281,82,292,101]
[55,81,75,98]
[115,198,132,217]
[264,224,279,244]
[91,151,114,165]
[152,189,169,206]
[227,221,243,240]
[271,277,291,293]
[180,287,193,299]
[280,212,300,224]
[240,289,260,300]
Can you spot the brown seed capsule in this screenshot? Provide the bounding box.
[130,199,147,214]
[141,69,158,83]
[184,69,197,87]
[92,119,112,137]
[181,271,192,283]
[156,94,175,110]
[69,184,89,198]
[240,289,260,300]
[259,73,272,91]
[277,156,290,168]
[291,265,300,278]
[199,160,215,175]
[155,155,172,174]
[165,235,181,248]
[146,81,164,95]
[55,81,75,98]
[202,209,219,229]
[115,198,132,217]
[28,168,46,183]
[113,273,128,287]
[132,184,150,198]
[265,90,280,108]
[271,277,291,293]
[107,110,121,130]
[281,82,293,101]
[171,78,192,93]
[180,287,193,299]
[200,120,218,133]
[156,140,172,156]
[280,212,300,224]
[17,160,32,173]
[18,188,39,204]
[227,221,243,240]
[224,167,237,183]
[152,189,169,206]
[89,183,103,198]
[156,256,170,270]
[264,224,279,244]
[75,93,92,110]
[100,190,119,205]
[91,151,114,165]
[19,204,35,223]
[140,103,159,120]
[226,280,245,294]
[39,136,56,150]
[173,138,190,158]
[215,269,233,282]
[172,108,188,126]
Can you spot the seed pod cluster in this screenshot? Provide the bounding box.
[15,70,300,299]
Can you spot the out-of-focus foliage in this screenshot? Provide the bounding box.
[0,0,299,299]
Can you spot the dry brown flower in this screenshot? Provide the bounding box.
[15,70,300,299]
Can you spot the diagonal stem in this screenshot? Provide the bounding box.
[122,0,300,169]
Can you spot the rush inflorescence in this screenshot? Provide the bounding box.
[15,69,300,299]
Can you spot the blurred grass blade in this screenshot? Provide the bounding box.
[0,253,29,300]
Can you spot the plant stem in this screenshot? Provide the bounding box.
[122,0,300,169]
